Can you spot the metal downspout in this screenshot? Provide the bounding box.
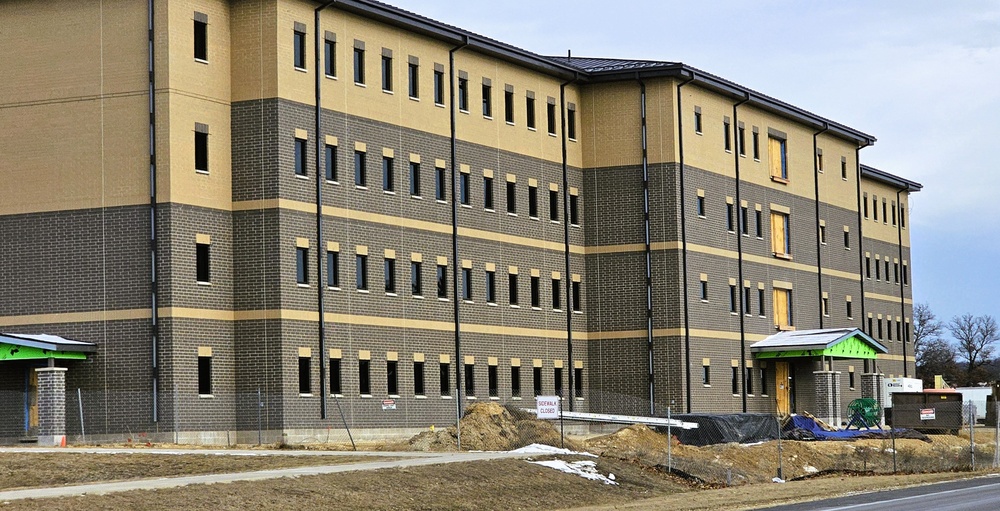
[813,124,829,330]
[854,143,870,369]
[732,94,749,413]
[675,73,695,413]
[314,0,337,419]
[148,0,159,423]
[637,77,655,416]
[449,37,469,421]
[559,71,578,409]
[895,187,908,377]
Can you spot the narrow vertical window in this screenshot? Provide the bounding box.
[409,162,420,196]
[873,195,879,221]
[768,136,788,181]
[354,150,366,187]
[694,108,703,133]
[413,360,425,396]
[298,354,311,394]
[435,166,446,201]
[526,93,536,129]
[459,172,470,205]
[770,211,791,257]
[330,356,342,395]
[760,368,767,395]
[552,277,561,310]
[844,228,850,249]
[547,101,557,135]
[324,35,336,77]
[511,365,521,397]
[729,284,738,313]
[866,255,872,279]
[294,137,307,176]
[702,364,711,385]
[847,299,853,319]
[891,201,897,226]
[903,263,909,285]
[359,358,371,395]
[900,203,906,228]
[738,124,746,156]
[387,360,398,395]
[484,176,494,210]
[356,254,368,291]
[755,209,763,238]
[740,205,749,235]
[325,144,337,181]
[758,288,765,316]
[743,285,752,315]
[384,257,395,293]
[773,288,793,329]
[570,192,579,225]
[194,124,209,173]
[353,45,365,84]
[506,181,517,214]
[700,279,709,301]
[572,280,581,312]
[752,128,760,159]
[816,150,824,173]
[726,203,735,232]
[696,195,706,216]
[530,275,540,308]
[327,250,339,288]
[819,224,827,244]
[528,185,538,218]
[504,87,514,123]
[411,261,422,296]
[574,366,583,398]
[730,366,738,395]
[841,157,848,180]
[488,364,498,398]
[508,272,519,306]
[382,156,394,192]
[465,363,475,396]
[745,367,753,394]
[381,51,392,91]
[458,77,468,111]
[863,193,869,219]
[533,366,543,396]
[567,106,576,140]
[461,267,472,301]
[440,362,450,396]
[293,26,306,69]
[549,189,559,221]
[723,118,732,151]
[482,81,492,117]
[198,353,212,395]
[433,68,445,105]
[194,13,208,61]
[407,58,419,98]
[849,368,855,389]
[485,269,496,304]
[822,296,830,316]
[437,264,447,298]
[554,367,563,397]
[296,247,309,285]
[196,242,211,283]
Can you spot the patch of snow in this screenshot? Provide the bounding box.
[772,477,785,483]
[803,465,818,474]
[741,441,765,447]
[528,459,618,485]
[510,443,596,457]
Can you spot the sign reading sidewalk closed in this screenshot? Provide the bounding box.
[536,395,560,419]
[920,408,935,420]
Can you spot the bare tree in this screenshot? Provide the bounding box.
[916,337,959,387]
[913,303,943,365]
[949,314,1000,385]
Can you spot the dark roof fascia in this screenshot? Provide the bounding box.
[861,164,923,192]
[0,334,98,353]
[329,0,580,79]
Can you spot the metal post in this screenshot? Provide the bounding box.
[994,400,999,469]
[456,383,462,450]
[776,415,784,481]
[970,405,976,470]
[890,425,896,473]
[560,399,565,449]
[667,405,672,472]
[257,388,262,446]
[173,384,179,444]
[77,388,85,444]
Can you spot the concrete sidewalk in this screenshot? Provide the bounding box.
[0,450,530,502]
[0,446,442,457]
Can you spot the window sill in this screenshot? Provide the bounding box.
[435,102,445,108]
[325,74,337,80]
[295,174,309,180]
[294,67,307,73]
[695,131,703,136]
[330,394,344,398]
[487,302,498,307]
[820,242,827,246]
[195,169,210,175]
[328,286,341,291]
[409,96,419,102]
[703,384,711,388]
[197,281,212,286]
[484,115,493,121]
[459,109,469,115]
[551,220,560,224]
[739,153,746,158]
[327,180,339,185]
[466,396,477,400]
[297,284,310,288]
[548,132,557,137]
[355,82,366,88]
[388,394,401,399]
[772,253,793,261]
[571,223,580,228]
[730,312,739,316]
[384,190,396,195]
[441,395,453,399]
[300,393,313,397]
[569,138,577,143]
[413,295,424,300]
[463,300,474,304]
[436,199,448,204]
[531,307,542,311]
[195,58,209,65]
[573,310,583,314]
[485,208,496,213]
[511,396,522,400]
[199,394,214,399]
[510,305,520,309]
[356,185,368,190]
[360,394,373,399]
[697,215,706,219]
[382,89,394,95]
[357,289,370,294]
[386,292,398,297]
[553,309,563,313]
[506,121,515,126]
[528,127,537,132]
[415,395,427,399]
[507,212,518,217]
[725,149,732,154]
[460,204,471,209]
[438,297,449,302]
[770,176,790,185]
[529,216,540,221]
[490,396,501,400]
[700,299,709,303]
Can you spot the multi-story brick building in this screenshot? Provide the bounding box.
[0,0,919,443]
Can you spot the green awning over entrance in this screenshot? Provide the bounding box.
[0,333,96,361]
[750,328,887,360]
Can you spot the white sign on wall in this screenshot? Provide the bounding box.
[536,396,561,419]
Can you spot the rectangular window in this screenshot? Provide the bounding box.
[574,366,583,398]
[694,109,703,133]
[198,354,212,395]
[409,162,420,196]
[572,280,581,312]
[760,368,767,395]
[731,366,739,395]
[408,62,418,98]
[533,366,543,396]
[816,151,824,173]
[324,39,335,77]
[849,369,855,389]
[887,318,893,341]
[773,288,793,329]
[696,195,706,216]
[883,199,888,224]
[482,83,492,117]
[530,275,540,308]
[330,356,342,395]
[294,137,307,176]
[327,250,339,288]
[511,366,521,398]
[384,257,395,293]
[488,364,499,398]
[359,359,371,395]
[755,210,763,237]
[900,203,906,228]
[700,280,709,301]
[437,264,448,298]
[863,193,869,219]
[894,262,900,284]
[552,278,561,310]
[381,54,392,91]
[356,254,368,291]
[819,224,826,244]
[570,193,580,225]
[413,361,425,396]
[844,229,850,249]
[465,363,475,396]
[547,102,557,135]
[724,119,732,151]
[196,242,210,283]
[554,367,563,397]
[726,203,735,232]
[458,77,468,111]
[526,95,536,129]
[293,29,306,69]
[822,296,830,316]
[847,299,853,319]
[752,129,760,159]
[877,318,883,339]
[504,89,514,123]
[866,255,872,279]
[433,69,445,105]
[440,362,451,396]
[382,156,394,192]
[885,260,891,281]
[740,206,749,235]
[461,267,472,301]
[296,247,309,284]
[325,145,337,181]
[509,272,519,305]
[549,189,559,221]
[729,284,738,313]
[758,288,765,316]
[568,108,576,140]
[770,211,791,257]
[485,270,496,304]
[743,285,752,315]
[484,176,494,209]
[868,317,874,336]
[411,261,422,296]
[195,127,209,173]
[354,151,366,186]
[299,355,311,394]
[768,136,788,180]
[875,258,881,280]
[353,47,365,84]
[528,185,538,218]
[459,172,470,205]
[842,158,849,180]
[738,125,746,156]
[387,360,398,395]
[745,367,753,395]
[702,364,711,385]
[903,263,909,285]
[873,195,879,221]
[506,181,517,213]
[194,15,208,61]
[435,167,446,201]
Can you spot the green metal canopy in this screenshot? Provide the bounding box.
[750,328,887,360]
[0,333,96,361]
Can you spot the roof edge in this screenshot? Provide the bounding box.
[861,164,923,192]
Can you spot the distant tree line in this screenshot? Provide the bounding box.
[914,302,1000,387]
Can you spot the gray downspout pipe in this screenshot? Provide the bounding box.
[854,143,870,369]
[731,93,749,413]
[449,37,469,418]
[148,0,159,423]
[559,72,578,408]
[314,0,337,419]
[812,124,829,330]
[675,72,695,413]
[637,77,655,416]
[895,187,908,377]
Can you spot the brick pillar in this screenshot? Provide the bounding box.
[861,372,885,426]
[36,367,68,446]
[813,371,842,427]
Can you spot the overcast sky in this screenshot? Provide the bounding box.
[389,0,1000,325]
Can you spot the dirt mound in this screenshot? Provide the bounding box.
[407,402,580,452]
[585,424,673,460]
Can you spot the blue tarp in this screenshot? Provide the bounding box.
[787,415,882,440]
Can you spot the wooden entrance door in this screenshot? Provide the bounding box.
[775,362,790,416]
[26,368,39,434]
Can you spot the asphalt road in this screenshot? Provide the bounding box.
[757,475,1000,511]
